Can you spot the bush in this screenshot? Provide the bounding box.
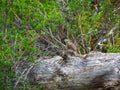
[0,0,120,89]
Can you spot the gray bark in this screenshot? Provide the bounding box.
[27,52,120,90]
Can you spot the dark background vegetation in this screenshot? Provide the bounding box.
[0,0,120,89]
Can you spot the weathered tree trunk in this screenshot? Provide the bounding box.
[27,52,120,90]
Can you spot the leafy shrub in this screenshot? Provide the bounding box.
[0,0,120,89]
[0,28,39,89]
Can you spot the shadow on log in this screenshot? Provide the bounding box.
[27,52,120,90]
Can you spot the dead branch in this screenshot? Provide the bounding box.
[27,52,120,90]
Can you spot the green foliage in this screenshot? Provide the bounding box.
[0,0,120,89]
[107,37,120,53]
[0,29,39,89]
[108,46,120,53]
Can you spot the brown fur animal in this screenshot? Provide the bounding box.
[64,39,87,59]
[64,39,78,51]
[58,39,88,64]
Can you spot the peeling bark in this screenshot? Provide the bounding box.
[28,52,120,90]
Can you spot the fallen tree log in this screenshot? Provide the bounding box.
[27,52,120,90]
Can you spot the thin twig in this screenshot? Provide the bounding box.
[14,69,27,89]
[5,0,8,32]
[42,37,59,49]
[79,25,86,54]
[48,27,66,48]
[12,11,22,22]
[24,65,34,80]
